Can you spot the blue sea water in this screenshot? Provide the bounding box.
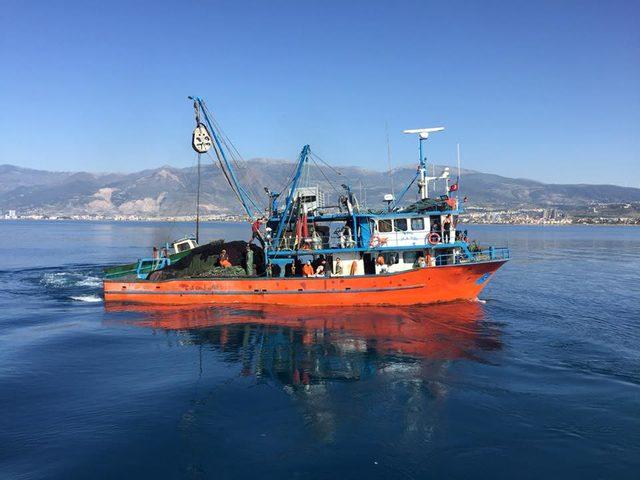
[0,220,638,479]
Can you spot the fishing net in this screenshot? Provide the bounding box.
[148,240,265,280]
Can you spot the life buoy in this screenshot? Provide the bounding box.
[428,232,440,245]
[369,235,389,247]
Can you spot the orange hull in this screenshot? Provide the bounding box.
[103,260,506,306]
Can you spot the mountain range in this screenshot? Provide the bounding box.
[1,161,639,217]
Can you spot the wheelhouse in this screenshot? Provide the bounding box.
[370,212,459,247]
[171,236,198,254]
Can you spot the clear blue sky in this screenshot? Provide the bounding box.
[1,0,638,185]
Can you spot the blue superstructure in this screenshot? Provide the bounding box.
[190,97,509,277]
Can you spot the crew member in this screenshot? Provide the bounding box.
[339,229,347,248]
[152,247,159,259]
[302,260,314,277]
[294,258,303,277]
[340,225,354,248]
[244,244,254,276]
[311,230,322,250]
[376,254,388,274]
[264,226,272,247]
[335,257,343,276]
[219,249,232,268]
[250,217,265,247]
[426,251,435,267]
[443,214,453,243]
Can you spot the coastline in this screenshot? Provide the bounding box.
[1,217,637,227]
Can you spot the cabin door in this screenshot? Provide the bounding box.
[363,253,376,275]
[359,221,372,249]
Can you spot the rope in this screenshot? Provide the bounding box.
[202,104,260,205]
[276,161,298,197]
[200,102,265,213]
[310,156,342,196]
[205,149,245,211]
[309,150,356,186]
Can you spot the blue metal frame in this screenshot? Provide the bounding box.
[266,241,487,258]
[270,145,311,252]
[135,257,171,279]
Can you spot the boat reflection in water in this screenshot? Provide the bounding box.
[108,302,501,383]
[107,302,502,445]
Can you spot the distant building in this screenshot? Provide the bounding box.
[5,210,17,219]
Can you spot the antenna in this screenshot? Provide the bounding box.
[403,126,445,199]
[457,143,461,198]
[385,122,395,197]
[402,127,445,139]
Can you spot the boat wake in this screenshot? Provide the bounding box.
[40,272,102,289]
[70,295,103,303]
[38,269,103,304]
[0,266,106,305]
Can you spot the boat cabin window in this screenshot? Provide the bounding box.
[411,218,424,231]
[378,219,392,233]
[393,218,408,232]
[403,251,419,264]
[176,242,191,252]
[382,252,399,265]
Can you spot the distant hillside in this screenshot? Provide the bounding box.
[1,161,639,217]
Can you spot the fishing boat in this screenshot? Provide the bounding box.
[103,97,509,305]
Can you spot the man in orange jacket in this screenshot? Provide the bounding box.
[219,249,232,268]
[302,260,314,277]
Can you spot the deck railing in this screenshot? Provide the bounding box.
[435,247,510,266]
[135,257,171,279]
